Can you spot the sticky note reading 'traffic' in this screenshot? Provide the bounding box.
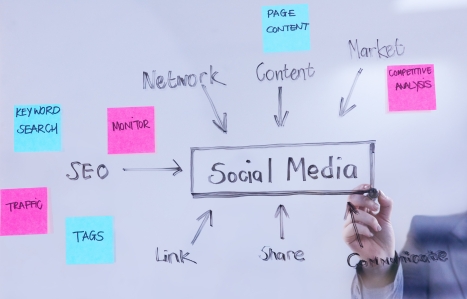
[66,216,114,265]
[0,187,48,236]
[14,105,62,152]
[107,106,155,154]
[262,4,310,53]
[387,64,436,111]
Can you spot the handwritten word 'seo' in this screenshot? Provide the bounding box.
[66,161,109,180]
[208,156,358,184]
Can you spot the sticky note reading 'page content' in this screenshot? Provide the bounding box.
[387,64,436,111]
[66,216,115,265]
[262,4,310,53]
[107,106,155,154]
[0,187,48,236]
[14,105,62,152]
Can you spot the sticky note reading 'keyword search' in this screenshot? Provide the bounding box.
[0,187,48,236]
[387,64,436,111]
[14,105,62,152]
[107,106,155,154]
[66,216,114,265]
[262,4,310,53]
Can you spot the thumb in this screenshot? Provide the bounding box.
[377,190,393,221]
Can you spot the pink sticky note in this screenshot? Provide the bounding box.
[387,64,436,111]
[107,106,155,154]
[0,187,48,236]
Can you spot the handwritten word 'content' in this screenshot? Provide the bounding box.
[256,62,315,82]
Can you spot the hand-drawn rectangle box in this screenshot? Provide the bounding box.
[191,141,376,198]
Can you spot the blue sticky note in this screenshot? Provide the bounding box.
[14,104,62,152]
[262,4,310,53]
[66,216,114,265]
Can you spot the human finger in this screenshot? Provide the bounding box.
[344,208,381,232]
[376,190,393,221]
[348,184,379,212]
[343,222,374,241]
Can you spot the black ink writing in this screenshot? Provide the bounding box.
[112,118,150,131]
[15,106,60,118]
[72,230,104,242]
[66,161,109,180]
[348,38,405,59]
[259,246,305,262]
[256,62,315,82]
[143,65,225,90]
[5,200,42,212]
[347,250,448,268]
[287,156,357,181]
[156,247,197,264]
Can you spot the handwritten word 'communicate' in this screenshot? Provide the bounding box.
[347,250,448,268]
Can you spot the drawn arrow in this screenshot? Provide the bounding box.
[201,84,227,133]
[122,159,183,176]
[339,68,363,117]
[191,210,213,245]
[274,204,289,239]
[274,86,289,127]
[344,202,363,248]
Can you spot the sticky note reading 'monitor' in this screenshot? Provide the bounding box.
[107,106,155,154]
[66,216,114,265]
[387,64,436,111]
[14,105,62,152]
[262,4,310,53]
[0,187,48,236]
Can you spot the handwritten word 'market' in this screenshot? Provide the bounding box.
[348,38,405,59]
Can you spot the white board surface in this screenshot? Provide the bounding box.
[1,1,467,298]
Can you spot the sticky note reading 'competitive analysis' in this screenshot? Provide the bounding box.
[14,105,62,152]
[66,216,114,264]
[387,64,436,111]
[0,187,48,236]
[107,106,155,154]
[262,4,310,53]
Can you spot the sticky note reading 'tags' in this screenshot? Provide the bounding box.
[107,106,155,154]
[262,4,310,53]
[66,216,114,265]
[0,187,48,236]
[14,105,62,152]
[387,64,436,111]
